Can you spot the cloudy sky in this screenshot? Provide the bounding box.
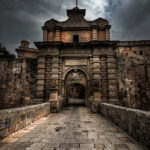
[0,0,150,54]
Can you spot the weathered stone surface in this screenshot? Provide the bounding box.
[100,103,150,148]
[0,105,146,150]
[0,102,50,139]
[0,6,150,112]
[117,56,150,110]
[0,59,37,109]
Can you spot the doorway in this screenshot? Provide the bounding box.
[67,83,85,105]
[64,69,88,106]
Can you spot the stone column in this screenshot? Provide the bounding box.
[58,57,63,107]
[99,54,108,102]
[99,30,106,41]
[89,57,93,106]
[91,49,101,112]
[43,30,48,41]
[107,55,119,104]
[54,29,61,41]
[92,28,98,40]
[106,29,110,41]
[44,56,52,101]
[93,54,101,99]
[36,56,45,103]
[22,59,27,79]
[49,51,61,112]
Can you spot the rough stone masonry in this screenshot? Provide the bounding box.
[0,6,150,111]
[0,4,150,150]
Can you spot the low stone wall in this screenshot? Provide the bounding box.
[100,103,150,148]
[0,102,50,139]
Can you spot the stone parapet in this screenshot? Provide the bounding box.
[0,102,50,140]
[100,103,150,148]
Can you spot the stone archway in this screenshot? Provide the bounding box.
[64,69,88,106]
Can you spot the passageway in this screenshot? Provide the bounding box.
[0,104,146,150]
[67,83,86,106]
[68,98,85,106]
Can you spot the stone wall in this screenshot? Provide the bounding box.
[117,56,150,110]
[0,102,50,139]
[0,58,37,110]
[100,103,150,148]
[61,30,92,42]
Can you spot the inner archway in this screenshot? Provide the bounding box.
[64,69,88,106]
[67,83,85,105]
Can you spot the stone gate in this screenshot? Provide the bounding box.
[15,6,150,112]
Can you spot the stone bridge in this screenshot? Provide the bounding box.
[0,99,150,150]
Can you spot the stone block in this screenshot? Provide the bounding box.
[51,74,59,78]
[108,74,116,79]
[37,80,44,85]
[107,58,116,63]
[108,69,116,74]
[38,57,45,63]
[108,80,117,85]
[37,74,45,79]
[37,86,44,91]
[109,85,117,91]
[107,63,116,68]
[109,92,117,97]
[37,69,45,74]
[51,68,59,73]
[38,64,45,69]
[36,91,44,98]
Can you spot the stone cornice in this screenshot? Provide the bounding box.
[118,41,150,47]
[16,47,39,53]
[42,25,111,31]
[34,41,118,49]
[34,40,150,50]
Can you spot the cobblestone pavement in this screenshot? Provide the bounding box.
[0,105,147,150]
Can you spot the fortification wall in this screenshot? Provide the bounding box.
[0,58,37,110]
[117,55,150,110]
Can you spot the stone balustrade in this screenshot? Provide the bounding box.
[100,103,150,148]
[0,102,50,139]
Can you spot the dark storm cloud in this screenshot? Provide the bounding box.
[0,0,73,53]
[106,0,150,40]
[0,0,150,54]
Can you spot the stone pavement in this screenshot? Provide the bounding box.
[68,98,85,105]
[0,105,147,150]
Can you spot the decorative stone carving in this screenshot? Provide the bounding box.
[45,19,57,27]
[97,18,109,27]
[66,70,86,81]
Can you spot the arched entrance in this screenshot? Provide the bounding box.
[64,69,88,106]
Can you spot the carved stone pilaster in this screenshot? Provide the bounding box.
[49,55,61,112]
[92,28,98,40]
[107,55,119,104]
[36,56,46,102]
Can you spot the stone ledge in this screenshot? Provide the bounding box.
[0,102,50,140]
[100,103,150,148]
